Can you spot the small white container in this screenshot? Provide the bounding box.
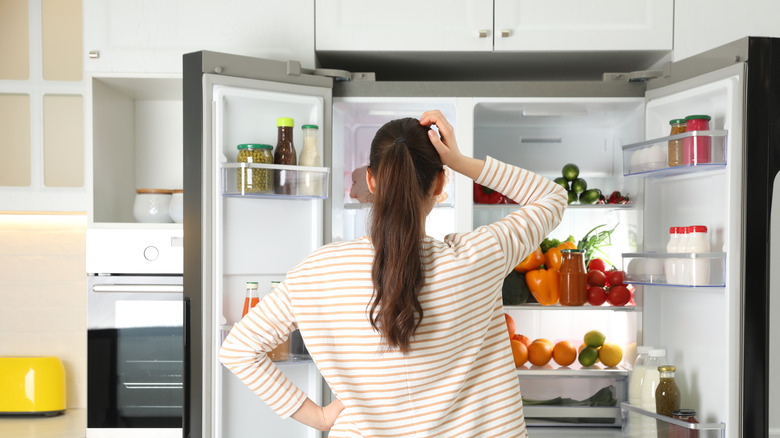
[169,190,183,223]
[133,189,173,223]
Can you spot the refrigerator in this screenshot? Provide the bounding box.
[183,37,778,438]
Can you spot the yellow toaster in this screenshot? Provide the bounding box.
[0,357,66,415]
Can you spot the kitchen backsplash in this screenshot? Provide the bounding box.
[0,213,87,409]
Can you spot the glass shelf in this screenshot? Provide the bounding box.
[517,364,629,377]
[505,304,639,312]
[621,403,725,436]
[623,252,726,287]
[473,203,634,210]
[622,130,728,177]
[221,162,330,199]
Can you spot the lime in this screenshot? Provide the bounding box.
[571,178,587,194]
[562,163,580,181]
[579,189,600,204]
[584,330,606,348]
[578,346,599,367]
[553,177,570,190]
[567,190,578,205]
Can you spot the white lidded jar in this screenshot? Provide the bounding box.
[677,226,692,285]
[664,227,683,285]
[133,189,173,223]
[687,225,711,285]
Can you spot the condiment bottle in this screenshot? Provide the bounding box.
[668,119,686,167]
[683,115,712,165]
[655,365,681,417]
[237,144,274,194]
[241,282,259,318]
[267,281,290,361]
[298,124,322,197]
[640,348,667,437]
[664,227,683,285]
[671,409,700,438]
[559,249,587,306]
[687,225,710,286]
[274,117,297,195]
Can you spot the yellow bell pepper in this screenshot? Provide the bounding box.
[558,241,577,250]
[525,268,560,306]
[514,247,544,273]
[544,242,577,270]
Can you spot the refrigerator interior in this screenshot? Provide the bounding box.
[640,69,743,429]
[332,98,459,242]
[210,81,327,438]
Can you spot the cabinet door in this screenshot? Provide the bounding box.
[84,0,315,73]
[316,0,493,52]
[494,0,673,52]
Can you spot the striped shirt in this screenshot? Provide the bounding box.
[220,157,567,437]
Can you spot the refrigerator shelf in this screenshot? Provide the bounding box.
[505,304,638,312]
[622,252,726,287]
[524,406,622,427]
[517,364,629,377]
[473,203,634,210]
[221,162,330,199]
[344,201,455,210]
[620,403,726,435]
[622,130,728,177]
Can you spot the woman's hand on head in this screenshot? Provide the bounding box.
[420,110,485,181]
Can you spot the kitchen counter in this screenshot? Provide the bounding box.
[0,409,85,438]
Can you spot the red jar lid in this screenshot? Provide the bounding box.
[690,225,708,233]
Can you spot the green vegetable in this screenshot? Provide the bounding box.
[502,271,530,305]
[553,177,570,190]
[577,223,618,265]
[522,386,618,424]
[539,235,575,254]
[571,178,588,194]
[562,163,580,181]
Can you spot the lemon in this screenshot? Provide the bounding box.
[584,330,606,348]
[599,343,623,367]
[578,346,599,367]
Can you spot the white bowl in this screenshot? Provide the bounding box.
[134,189,173,223]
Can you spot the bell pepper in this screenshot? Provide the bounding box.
[514,247,544,273]
[544,246,563,271]
[525,268,560,306]
[558,241,577,250]
[473,182,504,204]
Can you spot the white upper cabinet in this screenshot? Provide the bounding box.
[84,0,316,73]
[316,0,672,53]
[494,0,673,52]
[316,0,494,52]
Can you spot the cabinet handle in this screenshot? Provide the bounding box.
[501,29,511,38]
[478,29,489,38]
[88,50,100,59]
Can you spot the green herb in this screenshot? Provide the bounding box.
[577,223,618,265]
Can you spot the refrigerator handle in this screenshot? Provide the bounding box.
[183,296,190,438]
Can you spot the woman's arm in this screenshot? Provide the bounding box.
[290,397,345,431]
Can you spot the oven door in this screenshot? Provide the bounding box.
[87,275,183,436]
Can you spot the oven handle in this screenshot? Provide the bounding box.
[92,284,183,293]
[124,383,184,389]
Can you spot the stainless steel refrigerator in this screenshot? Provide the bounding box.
[183,37,778,438]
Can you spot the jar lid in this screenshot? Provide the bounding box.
[560,249,582,253]
[690,225,708,233]
[246,281,258,287]
[277,117,295,127]
[685,114,711,121]
[672,408,697,416]
[658,365,676,372]
[636,345,653,354]
[237,144,272,150]
[136,188,173,194]
[649,348,667,357]
[302,124,318,129]
[669,118,686,124]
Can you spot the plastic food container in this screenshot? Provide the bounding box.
[133,189,173,223]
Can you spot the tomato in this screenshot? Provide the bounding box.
[587,258,607,272]
[587,286,607,306]
[606,269,625,286]
[607,285,631,306]
[586,269,607,287]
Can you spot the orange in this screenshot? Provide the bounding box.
[552,340,577,367]
[510,339,528,367]
[505,313,516,338]
[527,340,553,366]
[535,338,554,349]
[517,334,531,348]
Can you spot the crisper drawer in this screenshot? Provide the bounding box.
[519,369,627,427]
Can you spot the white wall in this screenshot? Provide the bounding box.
[674,0,780,61]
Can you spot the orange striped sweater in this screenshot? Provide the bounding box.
[219,157,567,437]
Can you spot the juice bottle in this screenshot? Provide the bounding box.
[559,249,587,306]
[241,281,259,317]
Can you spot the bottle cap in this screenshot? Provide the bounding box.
[658,365,676,372]
[277,117,295,127]
[672,409,697,417]
[238,144,273,150]
[669,227,677,234]
[649,348,667,357]
[561,249,583,253]
[669,119,686,125]
[246,281,258,289]
[636,345,653,354]
[685,114,711,121]
[301,124,318,129]
[690,225,708,233]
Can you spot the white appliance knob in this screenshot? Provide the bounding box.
[144,246,159,261]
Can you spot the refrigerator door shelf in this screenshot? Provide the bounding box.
[622,130,728,177]
[620,403,726,434]
[505,304,639,312]
[221,162,330,199]
[623,252,726,287]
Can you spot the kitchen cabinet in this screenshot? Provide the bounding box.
[83,0,316,74]
[316,0,672,53]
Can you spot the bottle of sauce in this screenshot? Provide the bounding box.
[683,115,712,165]
[668,119,686,167]
[656,365,681,417]
[274,117,297,195]
[241,281,259,318]
[687,225,710,286]
[267,281,290,361]
[671,409,700,438]
[298,124,322,197]
[640,348,667,437]
[559,249,587,306]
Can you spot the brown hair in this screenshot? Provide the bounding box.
[368,117,443,353]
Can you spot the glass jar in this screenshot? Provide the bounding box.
[274,117,297,195]
[668,119,686,167]
[683,115,711,165]
[298,124,322,196]
[237,144,273,194]
[133,189,173,223]
[671,408,700,438]
[656,365,681,417]
[241,281,259,318]
[559,249,587,306]
[268,281,290,361]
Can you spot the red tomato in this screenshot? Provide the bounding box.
[606,269,625,286]
[586,270,607,287]
[587,258,607,272]
[607,285,631,306]
[587,286,607,306]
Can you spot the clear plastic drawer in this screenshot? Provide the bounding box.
[622,252,726,287]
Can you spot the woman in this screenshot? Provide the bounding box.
[219,110,567,436]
